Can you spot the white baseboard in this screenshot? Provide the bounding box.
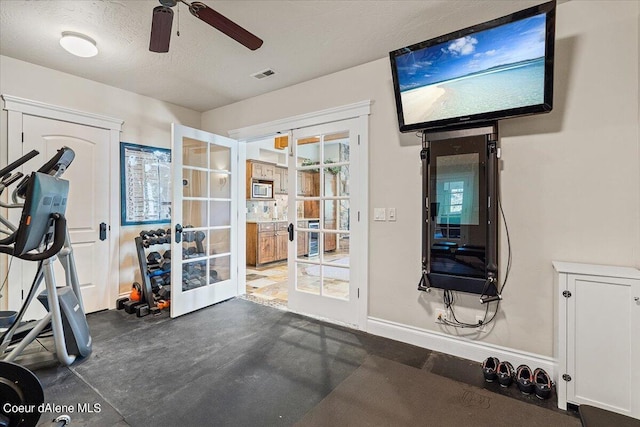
[367,316,556,380]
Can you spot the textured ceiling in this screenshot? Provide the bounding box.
[0,0,552,112]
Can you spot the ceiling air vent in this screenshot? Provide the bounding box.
[251,68,276,80]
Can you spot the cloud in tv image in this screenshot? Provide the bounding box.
[397,13,547,126]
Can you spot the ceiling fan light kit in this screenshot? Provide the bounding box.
[149,0,263,53]
[59,31,98,57]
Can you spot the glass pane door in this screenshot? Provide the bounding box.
[288,119,358,325]
[171,124,238,318]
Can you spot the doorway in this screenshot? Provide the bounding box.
[244,136,290,309]
[242,112,367,328]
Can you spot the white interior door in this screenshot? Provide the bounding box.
[287,118,361,326]
[170,124,238,318]
[17,115,111,314]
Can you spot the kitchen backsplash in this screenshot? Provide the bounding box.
[246,194,288,221]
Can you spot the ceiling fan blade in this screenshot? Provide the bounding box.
[149,6,174,53]
[188,2,263,51]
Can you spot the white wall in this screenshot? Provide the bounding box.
[0,55,201,300]
[201,1,640,356]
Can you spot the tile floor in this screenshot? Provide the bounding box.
[244,250,350,309]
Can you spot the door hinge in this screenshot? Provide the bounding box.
[357,288,360,298]
[357,135,361,146]
[21,289,24,299]
[21,132,24,143]
[357,211,360,222]
[562,374,572,382]
[562,290,572,298]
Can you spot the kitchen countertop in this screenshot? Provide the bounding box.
[246,218,319,223]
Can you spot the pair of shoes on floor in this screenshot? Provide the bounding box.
[482,357,552,399]
[482,357,515,387]
[516,365,552,399]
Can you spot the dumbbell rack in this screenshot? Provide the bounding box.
[134,235,160,311]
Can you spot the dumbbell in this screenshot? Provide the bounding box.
[140,230,153,239]
[143,238,162,248]
[182,247,197,259]
[183,230,195,243]
[150,275,165,292]
[158,285,171,300]
[159,257,171,271]
[147,252,162,265]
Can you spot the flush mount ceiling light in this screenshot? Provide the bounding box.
[59,32,98,57]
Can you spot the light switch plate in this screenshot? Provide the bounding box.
[388,208,396,221]
[374,208,386,221]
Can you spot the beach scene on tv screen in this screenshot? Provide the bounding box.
[397,13,547,126]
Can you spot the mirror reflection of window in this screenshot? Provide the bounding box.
[435,153,479,227]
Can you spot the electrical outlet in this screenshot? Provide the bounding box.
[435,309,447,324]
[475,315,486,331]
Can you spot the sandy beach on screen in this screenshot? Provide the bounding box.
[401,85,446,125]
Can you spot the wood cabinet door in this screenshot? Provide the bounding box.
[276,231,288,260]
[273,169,282,194]
[304,172,316,195]
[281,169,289,192]
[297,221,307,256]
[251,162,262,179]
[262,163,275,180]
[324,221,338,252]
[274,167,288,194]
[258,233,276,264]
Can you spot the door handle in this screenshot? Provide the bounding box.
[288,223,294,241]
[175,224,183,243]
[99,222,107,241]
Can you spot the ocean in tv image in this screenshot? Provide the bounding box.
[396,13,547,126]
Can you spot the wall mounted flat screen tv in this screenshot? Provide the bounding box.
[390,1,556,132]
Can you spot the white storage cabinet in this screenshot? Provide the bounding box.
[553,261,640,419]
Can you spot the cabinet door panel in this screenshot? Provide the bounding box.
[567,275,634,414]
[276,232,288,260]
[258,233,276,264]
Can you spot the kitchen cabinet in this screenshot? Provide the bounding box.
[247,222,275,266]
[553,262,640,419]
[273,167,288,194]
[275,222,288,261]
[246,160,278,199]
[324,221,337,252]
[247,221,290,266]
[250,161,275,180]
[323,173,337,252]
[297,221,308,257]
[297,171,317,196]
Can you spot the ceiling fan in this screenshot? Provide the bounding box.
[149,0,263,53]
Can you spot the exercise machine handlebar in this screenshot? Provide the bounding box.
[0,213,67,261]
[0,149,39,178]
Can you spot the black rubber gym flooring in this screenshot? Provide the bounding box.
[32,298,572,426]
[33,298,427,426]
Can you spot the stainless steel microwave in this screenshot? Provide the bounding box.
[251,180,273,199]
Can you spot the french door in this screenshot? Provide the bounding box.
[287,118,362,326]
[170,124,239,318]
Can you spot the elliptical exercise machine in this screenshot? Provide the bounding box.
[0,148,92,426]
